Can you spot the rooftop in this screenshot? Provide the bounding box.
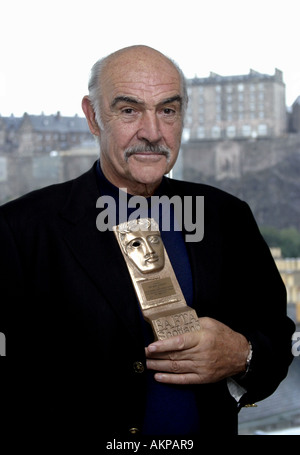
[0,112,90,133]
[189,68,284,86]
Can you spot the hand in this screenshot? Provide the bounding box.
[145,317,250,385]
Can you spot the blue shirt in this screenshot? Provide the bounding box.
[95,161,200,435]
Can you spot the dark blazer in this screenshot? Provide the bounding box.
[0,161,295,439]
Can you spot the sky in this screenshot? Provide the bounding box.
[0,0,299,117]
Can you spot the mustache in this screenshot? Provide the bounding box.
[124,144,171,162]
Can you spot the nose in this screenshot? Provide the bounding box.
[137,111,162,144]
[143,239,155,256]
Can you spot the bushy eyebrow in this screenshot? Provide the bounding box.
[111,96,141,108]
[111,94,183,109]
[160,95,182,107]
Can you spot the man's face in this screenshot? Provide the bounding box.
[122,230,164,274]
[97,48,183,194]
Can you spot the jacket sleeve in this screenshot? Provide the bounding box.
[0,207,26,355]
[222,200,295,406]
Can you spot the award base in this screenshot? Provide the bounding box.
[145,307,201,341]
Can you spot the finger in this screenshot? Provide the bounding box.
[154,372,201,385]
[146,346,197,362]
[145,347,180,361]
[146,358,194,374]
[146,332,199,357]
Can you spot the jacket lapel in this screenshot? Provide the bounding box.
[58,164,143,343]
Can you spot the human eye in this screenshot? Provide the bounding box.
[159,105,180,121]
[121,107,136,115]
[119,105,141,122]
[163,108,176,115]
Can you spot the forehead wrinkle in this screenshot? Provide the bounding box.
[107,64,181,93]
[110,81,182,111]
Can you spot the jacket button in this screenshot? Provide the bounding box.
[133,361,144,373]
[129,427,140,434]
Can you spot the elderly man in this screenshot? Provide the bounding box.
[0,45,295,439]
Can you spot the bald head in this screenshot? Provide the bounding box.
[81,45,186,195]
[87,45,188,129]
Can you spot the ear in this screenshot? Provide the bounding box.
[81,96,101,137]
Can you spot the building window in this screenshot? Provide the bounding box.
[238,83,244,92]
[197,127,205,139]
[226,125,236,138]
[211,125,221,138]
[258,124,268,136]
[242,125,251,137]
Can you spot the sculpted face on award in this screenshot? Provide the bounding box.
[118,220,165,274]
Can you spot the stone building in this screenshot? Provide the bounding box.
[0,112,98,204]
[184,68,287,141]
[290,96,300,133]
[0,111,93,155]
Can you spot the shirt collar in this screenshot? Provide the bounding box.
[95,159,168,199]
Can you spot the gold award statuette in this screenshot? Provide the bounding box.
[113,218,200,340]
